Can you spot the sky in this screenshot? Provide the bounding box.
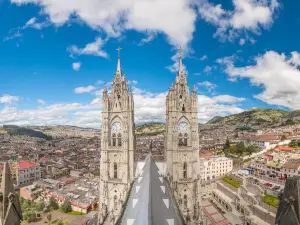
[0,0,300,128]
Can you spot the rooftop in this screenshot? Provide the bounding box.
[19,160,38,169]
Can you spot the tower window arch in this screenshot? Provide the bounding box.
[112,134,116,146]
[184,133,188,146]
[184,195,188,209]
[182,104,185,112]
[114,163,118,179]
[179,133,183,146]
[118,133,122,147]
[183,162,187,179]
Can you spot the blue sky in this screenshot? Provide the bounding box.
[0,0,300,127]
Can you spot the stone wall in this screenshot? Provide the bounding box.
[249,205,275,225]
[216,182,238,200]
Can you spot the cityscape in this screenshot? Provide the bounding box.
[1,0,300,225]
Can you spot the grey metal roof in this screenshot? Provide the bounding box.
[120,155,184,225]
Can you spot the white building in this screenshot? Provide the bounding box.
[18,160,41,186]
[200,156,233,182]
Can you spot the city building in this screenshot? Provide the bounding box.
[200,156,233,182]
[18,160,41,186]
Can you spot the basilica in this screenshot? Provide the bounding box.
[98,49,202,225]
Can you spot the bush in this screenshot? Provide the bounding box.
[222,176,241,188]
[264,194,279,208]
[49,197,59,210]
[61,201,72,213]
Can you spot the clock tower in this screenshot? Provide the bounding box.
[165,49,201,222]
[99,48,136,224]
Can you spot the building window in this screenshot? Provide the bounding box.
[184,195,188,209]
[112,134,116,146]
[114,163,118,179]
[114,195,118,210]
[184,133,188,146]
[117,133,122,147]
[183,162,187,179]
[179,133,183,146]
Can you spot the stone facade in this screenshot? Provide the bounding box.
[164,53,202,223]
[99,50,136,224]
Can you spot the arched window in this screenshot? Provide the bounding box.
[114,163,118,179]
[179,133,183,146]
[184,195,188,209]
[182,104,185,112]
[183,162,187,179]
[184,133,188,146]
[114,195,118,210]
[112,134,116,146]
[118,133,122,147]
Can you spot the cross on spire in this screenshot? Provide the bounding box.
[117,47,122,58]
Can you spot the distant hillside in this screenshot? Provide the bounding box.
[206,108,300,128]
[135,123,165,136]
[2,125,52,140]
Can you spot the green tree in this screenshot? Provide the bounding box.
[49,197,59,210]
[57,220,64,225]
[224,138,231,151]
[27,212,36,223]
[61,201,72,213]
[247,145,259,155]
[236,142,246,155]
[47,213,52,224]
[36,201,45,212]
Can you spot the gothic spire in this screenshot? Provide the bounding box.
[178,46,184,74]
[115,47,122,80]
[0,162,22,225]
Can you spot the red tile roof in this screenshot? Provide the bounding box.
[275,146,296,151]
[19,160,38,169]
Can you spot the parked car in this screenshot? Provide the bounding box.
[264,183,273,187]
[269,174,276,178]
[272,186,281,190]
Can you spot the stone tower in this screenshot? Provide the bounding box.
[99,48,135,224]
[165,50,201,223]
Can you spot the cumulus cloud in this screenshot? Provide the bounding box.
[194,0,279,42]
[68,37,108,58]
[0,94,19,104]
[72,62,81,71]
[11,0,197,47]
[200,55,208,61]
[203,65,212,73]
[74,85,96,94]
[219,51,300,109]
[0,82,245,127]
[198,81,217,93]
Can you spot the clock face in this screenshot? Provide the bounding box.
[178,122,188,131]
[112,122,121,132]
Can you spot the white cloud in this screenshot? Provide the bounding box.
[220,51,300,109]
[200,55,208,61]
[166,50,188,73]
[195,0,279,42]
[72,62,81,71]
[198,81,217,93]
[203,65,212,73]
[212,95,245,103]
[4,17,50,42]
[37,99,46,105]
[0,94,19,104]
[11,0,197,47]
[74,85,96,94]
[68,37,108,58]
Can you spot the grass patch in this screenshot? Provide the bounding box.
[222,176,241,188]
[67,211,85,215]
[263,194,279,208]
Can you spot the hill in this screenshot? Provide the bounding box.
[135,123,165,136]
[206,108,300,128]
[2,125,52,140]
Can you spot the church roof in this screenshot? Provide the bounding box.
[120,155,184,225]
[276,176,300,225]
